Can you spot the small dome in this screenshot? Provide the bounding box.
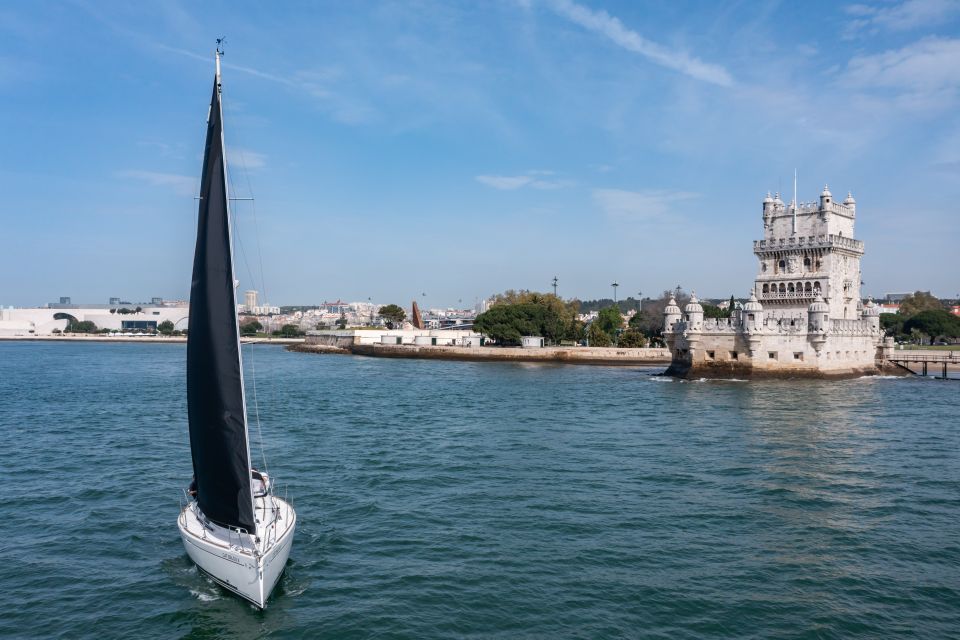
[843,191,856,205]
[684,291,703,314]
[862,297,880,317]
[763,191,773,204]
[742,289,763,312]
[821,184,832,197]
[773,191,783,204]
[664,296,681,316]
[808,294,829,313]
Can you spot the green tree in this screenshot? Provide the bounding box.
[702,304,729,319]
[240,320,263,336]
[474,303,546,345]
[336,312,348,330]
[879,313,904,337]
[898,291,943,318]
[617,329,647,348]
[378,304,407,329]
[595,306,623,336]
[480,290,582,344]
[586,321,612,347]
[66,320,97,333]
[157,320,175,335]
[278,324,304,338]
[903,310,960,344]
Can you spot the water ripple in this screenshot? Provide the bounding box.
[0,342,957,639]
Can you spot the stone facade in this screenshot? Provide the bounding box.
[663,185,891,378]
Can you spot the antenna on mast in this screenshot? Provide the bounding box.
[215,37,226,78]
[792,168,798,234]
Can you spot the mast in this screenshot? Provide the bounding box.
[186,46,256,532]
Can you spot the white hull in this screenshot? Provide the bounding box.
[178,495,296,608]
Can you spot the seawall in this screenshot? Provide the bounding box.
[348,343,672,366]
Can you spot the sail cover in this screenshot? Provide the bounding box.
[186,74,255,532]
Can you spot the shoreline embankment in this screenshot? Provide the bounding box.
[290,342,672,366]
[0,335,304,345]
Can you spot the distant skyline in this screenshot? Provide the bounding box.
[2,1,959,308]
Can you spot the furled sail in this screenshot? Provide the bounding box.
[186,71,255,532]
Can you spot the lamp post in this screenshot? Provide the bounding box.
[552,276,558,297]
[611,281,619,305]
[637,290,642,313]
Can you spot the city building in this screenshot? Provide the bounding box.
[663,185,891,378]
[0,298,190,336]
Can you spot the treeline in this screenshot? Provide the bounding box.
[880,291,960,344]
[474,291,583,345]
[474,290,689,347]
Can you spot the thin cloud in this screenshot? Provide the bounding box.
[119,170,195,196]
[593,188,698,221]
[548,0,734,87]
[845,0,960,33]
[230,147,267,170]
[843,36,960,94]
[476,172,572,190]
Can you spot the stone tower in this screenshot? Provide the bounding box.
[754,186,862,321]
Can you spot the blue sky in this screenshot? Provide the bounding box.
[2,0,958,308]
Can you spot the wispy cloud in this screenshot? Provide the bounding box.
[229,147,267,170]
[593,188,698,221]
[842,36,960,98]
[548,0,733,87]
[118,170,195,196]
[845,0,960,34]
[476,170,572,190]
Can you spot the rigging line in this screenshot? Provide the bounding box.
[234,146,276,477]
[227,144,271,479]
[236,147,269,310]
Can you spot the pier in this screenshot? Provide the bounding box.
[886,351,959,379]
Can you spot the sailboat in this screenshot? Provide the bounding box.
[177,46,296,609]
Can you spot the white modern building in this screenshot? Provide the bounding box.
[0,299,190,336]
[663,185,890,378]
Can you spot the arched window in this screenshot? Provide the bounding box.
[814,281,821,291]
[779,283,786,293]
[803,257,811,270]
[762,283,769,294]
[788,283,795,293]
[796,282,803,293]
[778,259,786,271]
[804,282,812,292]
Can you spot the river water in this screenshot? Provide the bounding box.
[1,342,957,639]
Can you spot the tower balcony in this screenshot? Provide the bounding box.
[754,234,863,255]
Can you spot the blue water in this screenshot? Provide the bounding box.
[0,342,958,639]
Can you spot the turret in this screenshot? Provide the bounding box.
[663,296,681,333]
[820,184,833,209]
[684,292,703,331]
[807,294,830,355]
[843,191,856,216]
[862,297,880,333]
[807,294,829,332]
[741,289,764,331]
[762,191,774,220]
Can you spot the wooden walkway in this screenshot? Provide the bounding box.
[886,351,958,379]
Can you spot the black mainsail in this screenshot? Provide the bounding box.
[186,66,255,532]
